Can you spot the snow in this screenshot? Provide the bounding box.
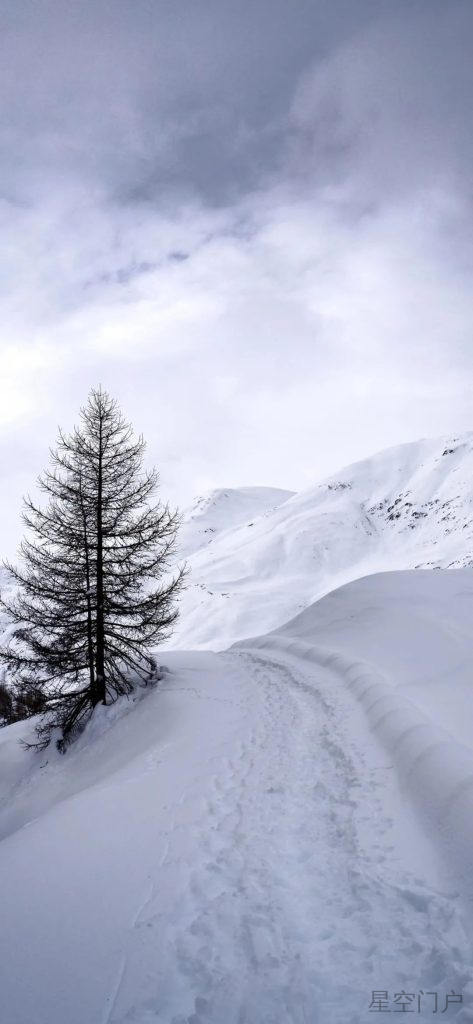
[175,433,473,649]
[2,570,473,1021]
[178,487,294,558]
[238,569,473,896]
[3,436,473,1021]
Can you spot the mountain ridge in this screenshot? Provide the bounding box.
[175,431,473,648]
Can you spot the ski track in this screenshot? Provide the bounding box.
[107,650,473,1024]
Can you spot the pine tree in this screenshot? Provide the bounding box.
[0,387,186,749]
[0,680,14,725]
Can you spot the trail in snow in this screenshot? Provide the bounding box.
[99,651,473,1024]
[1,634,473,1023]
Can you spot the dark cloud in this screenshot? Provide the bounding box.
[290,3,473,205]
[0,0,400,205]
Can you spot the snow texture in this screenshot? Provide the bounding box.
[2,437,473,1021]
[1,572,473,1021]
[175,433,473,649]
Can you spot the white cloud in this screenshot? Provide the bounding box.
[1,2,473,554]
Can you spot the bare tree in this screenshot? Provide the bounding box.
[0,387,186,749]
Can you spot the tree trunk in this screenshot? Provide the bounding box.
[95,415,106,704]
[79,474,96,703]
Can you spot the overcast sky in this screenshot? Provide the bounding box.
[1,0,473,553]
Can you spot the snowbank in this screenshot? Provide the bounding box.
[236,569,473,888]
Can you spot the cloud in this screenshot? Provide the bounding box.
[1,1,473,554]
[291,3,473,202]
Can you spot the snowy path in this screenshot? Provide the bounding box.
[1,645,473,1023]
[93,650,473,1022]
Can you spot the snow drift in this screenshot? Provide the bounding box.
[236,568,473,890]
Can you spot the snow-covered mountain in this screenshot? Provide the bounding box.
[175,433,473,648]
[4,436,473,1022]
[177,486,294,557]
[2,568,473,1024]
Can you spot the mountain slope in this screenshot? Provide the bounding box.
[1,570,473,1023]
[175,433,473,649]
[178,486,294,557]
